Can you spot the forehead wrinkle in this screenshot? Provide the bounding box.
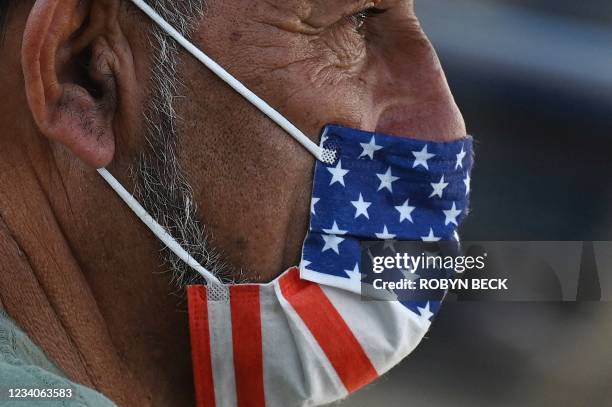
[254,0,377,31]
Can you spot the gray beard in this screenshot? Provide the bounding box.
[129,21,242,287]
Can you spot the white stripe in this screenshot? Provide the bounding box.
[271,281,348,406]
[300,268,361,295]
[207,294,237,407]
[321,285,430,375]
[128,0,329,162]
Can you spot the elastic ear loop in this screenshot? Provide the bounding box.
[129,0,335,164]
[97,168,223,286]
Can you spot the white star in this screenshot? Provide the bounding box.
[310,197,320,215]
[443,202,462,226]
[464,174,471,195]
[412,145,435,170]
[323,221,347,236]
[320,132,329,145]
[376,225,396,240]
[320,222,347,256]
[300,259,312,271]
[344,263,361,283]
[429,175,449,198]
[359,136,383,159]
[382,240,397,253]
[366,248,375,262]
[375,225,397,252]
[395,199,416,223]
[351,193,371,219]
[327,160,349,186]
[321,235,344,254]
[456,147,467,169]
[400,266,420,281]
[377,167,400,192]
[421,228,441,242]
[416,302,435,326]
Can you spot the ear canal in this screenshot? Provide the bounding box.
[21,0,120,168]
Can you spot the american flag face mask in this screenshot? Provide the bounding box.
[182,129,472,407]
[97,2,474,406]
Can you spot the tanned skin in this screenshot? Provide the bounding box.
[0,0,465,405]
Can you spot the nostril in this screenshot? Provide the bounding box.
[375,101,467,142]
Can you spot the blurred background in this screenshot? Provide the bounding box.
[344,0,612,406]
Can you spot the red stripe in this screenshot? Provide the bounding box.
[187,286,216,407]
[230,285,266,407]
[279,268,378,393]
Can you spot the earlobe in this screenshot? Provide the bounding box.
[22,0,119,168]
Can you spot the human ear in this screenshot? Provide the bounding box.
[22,0,128,168]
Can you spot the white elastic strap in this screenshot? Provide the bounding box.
[97,168,223,286]
[129,0,330,163]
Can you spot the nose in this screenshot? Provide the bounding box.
[375,95,466,142]
[372,36,466,142]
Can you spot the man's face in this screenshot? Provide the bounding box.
[129,0,465,283]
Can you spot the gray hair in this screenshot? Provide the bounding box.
[130,0,240,287]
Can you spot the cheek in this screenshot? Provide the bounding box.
[265,60,372,136]
[256,35,373,136]
[173,58,315,278]
[191,3,373,137]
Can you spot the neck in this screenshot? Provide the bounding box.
[0,136,195,406]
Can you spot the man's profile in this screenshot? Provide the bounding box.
[0,0,469,405]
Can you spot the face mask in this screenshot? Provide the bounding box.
[98,1,474,406]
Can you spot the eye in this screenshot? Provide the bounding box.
[347,7,386,33]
